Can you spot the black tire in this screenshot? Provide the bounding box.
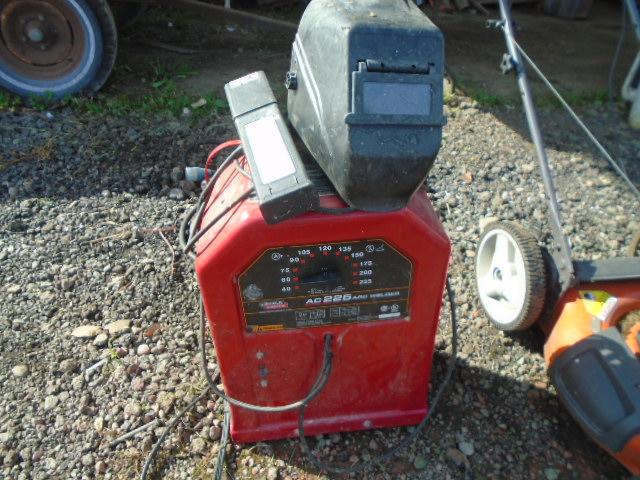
[111,0,147,31]
[0,0,117,99]
[475,221,547,331]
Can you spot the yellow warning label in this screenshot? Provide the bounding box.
[579,290,617,321]
[253,324,285,332]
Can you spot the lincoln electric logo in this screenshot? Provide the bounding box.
[260,300,289,310]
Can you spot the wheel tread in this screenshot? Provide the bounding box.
[476,221,547,331]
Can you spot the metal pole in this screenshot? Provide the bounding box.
[497,0,575,291]
[624,0,640,42]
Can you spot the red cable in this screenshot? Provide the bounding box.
[204,139,241,181]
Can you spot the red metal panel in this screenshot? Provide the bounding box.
[195,163,450,443]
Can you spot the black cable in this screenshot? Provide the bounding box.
[140,386,212,480]
[214,405,232,480]
[199,297,335,412]
[178,147,245,256]
[608,2,628,103]
[183,189,255,254]
[297,278,458,475]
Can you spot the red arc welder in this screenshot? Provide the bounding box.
[180,0,456,472]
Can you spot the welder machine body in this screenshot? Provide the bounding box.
[193,0,449,443]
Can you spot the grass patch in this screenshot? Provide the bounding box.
[539,88,609,108]
[64,81,228,118]
[0,53,225,119]
[0,82,227,119]
[0,90,22,110]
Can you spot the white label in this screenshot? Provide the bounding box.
[244,117,295,184]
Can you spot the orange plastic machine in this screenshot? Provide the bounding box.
[476,0,640,474]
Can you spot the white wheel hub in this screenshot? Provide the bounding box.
[477,228,528,326]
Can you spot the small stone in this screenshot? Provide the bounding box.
[60,359,77,373]
[209,425,222,441]
[131,377,145,391]
[157,392,175,412]
[413,455,428,470]
[71,324,102,338]
[179,179,197,192]
[458,441,474,456]
[544,468,560,480]
[491,195,504,209]
[81,453,93,467]
[94,416,105,432]
[0,430,14,443]
[191,98,207,109]
[82,304,99,320]
[93,333,108,347]
[105,319,132,335]
[168,188,185,201]
[137,344,150,355]
[191,436,206,454]
[95,461,107,474]
[71,375,85,390]
[6,284,21,294]
[267,466,279,480]
[522,163,536,173]
[3,450,18,467]
[368,439,378,450]
[124,401,142,417]
[11,364,29,377]
[478,191,492,202]
[32,449,43,462]
[60,277,75,291]
[44,395,59,411]
[446,448,470,469]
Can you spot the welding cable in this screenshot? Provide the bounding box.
[296,278,459,475]
[179,146,248,257]
[204,140,242,181]
[140,386,212,480]
[199,297,335,412]
[183,188,255,254]
[511,38,640,200]
[213,405,232,480]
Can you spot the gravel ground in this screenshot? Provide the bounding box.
[1,99,639,480]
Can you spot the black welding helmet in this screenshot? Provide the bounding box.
[287,0,445,212]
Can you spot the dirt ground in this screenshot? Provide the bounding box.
[2,2,639,480]
[109,0,637,103]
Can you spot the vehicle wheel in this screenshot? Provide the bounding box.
[0,0,117,99]
[476,221,547,331]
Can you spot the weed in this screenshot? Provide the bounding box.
[28,91,56,111]
[0,90,22,110]
[467,89,506,107]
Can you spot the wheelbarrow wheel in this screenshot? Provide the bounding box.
[476,221,547,331]
[0,0,117,99]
